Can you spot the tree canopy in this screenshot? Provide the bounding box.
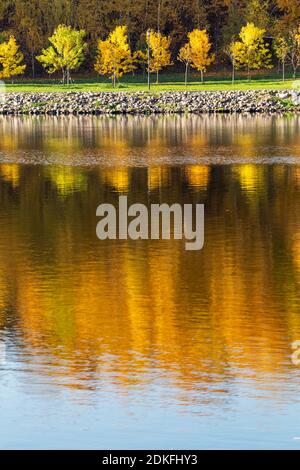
[0,35,26,82]
[0,1,299,77]
[36,25,87,84]
[95,26,135,86]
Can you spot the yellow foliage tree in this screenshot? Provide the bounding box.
[134,49,148,74]
[178,43,192,87]
[273,36,291,81]
[288,27,300,78]
[0,36,26,83]
[147,30,172,83]
[187,29,215,82]
[37,25,87,85]
[230,23,273,80]
[224,42,238,84]
[95,25,135,87]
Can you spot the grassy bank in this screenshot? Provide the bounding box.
[2,73,298,93]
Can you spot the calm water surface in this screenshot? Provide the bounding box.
[0,115,300,449]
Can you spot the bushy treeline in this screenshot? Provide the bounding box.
[0,0,299,76]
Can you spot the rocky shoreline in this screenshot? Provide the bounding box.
[0,90,299,115]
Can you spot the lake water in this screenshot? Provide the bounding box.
[0,114,300,449]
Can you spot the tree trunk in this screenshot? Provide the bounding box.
[200,70,203,83]
[282,60,285,82]
[156,70,159,84]
[232,63,235,85]
[185,63,188,87]
[31,52,35,78]
[148,68,151,91]
[147,29,151,91]
[157,0,161,33]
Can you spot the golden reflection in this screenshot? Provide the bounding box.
[46,165,87,195]
[44,137,83,152]
[185,165,210,189]
[0,117,300,402]
[292,233,300,274]
[0,114,300,166]
[148,167,171,191]
[0,135,18,151]
[0,163,20,187]
[101,167,130,192]
[234,164,264,193]
[98,136,131,157]
[0,162,300,399]
[294,168,300,187]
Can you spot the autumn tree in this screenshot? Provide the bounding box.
[37,25,87,85]
[288,27,300,78]
[188,29,215,82]
[224,42,238,84]
[1,0,300,77]
[95,26,135,87]
[0,36,26,83]
[222,0,246,47]
[276,0,300,33]
[147,30,172,83]
[230,23,273,79]
[134,45,148,75]
[12,0,48,77]
[274,36,291,81]
[178,43,192,87]
[244,0,271,31]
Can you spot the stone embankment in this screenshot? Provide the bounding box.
[0,90,298,115]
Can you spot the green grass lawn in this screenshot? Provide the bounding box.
[2,73,298,92]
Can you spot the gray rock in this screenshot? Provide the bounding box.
[0,89,296,115]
